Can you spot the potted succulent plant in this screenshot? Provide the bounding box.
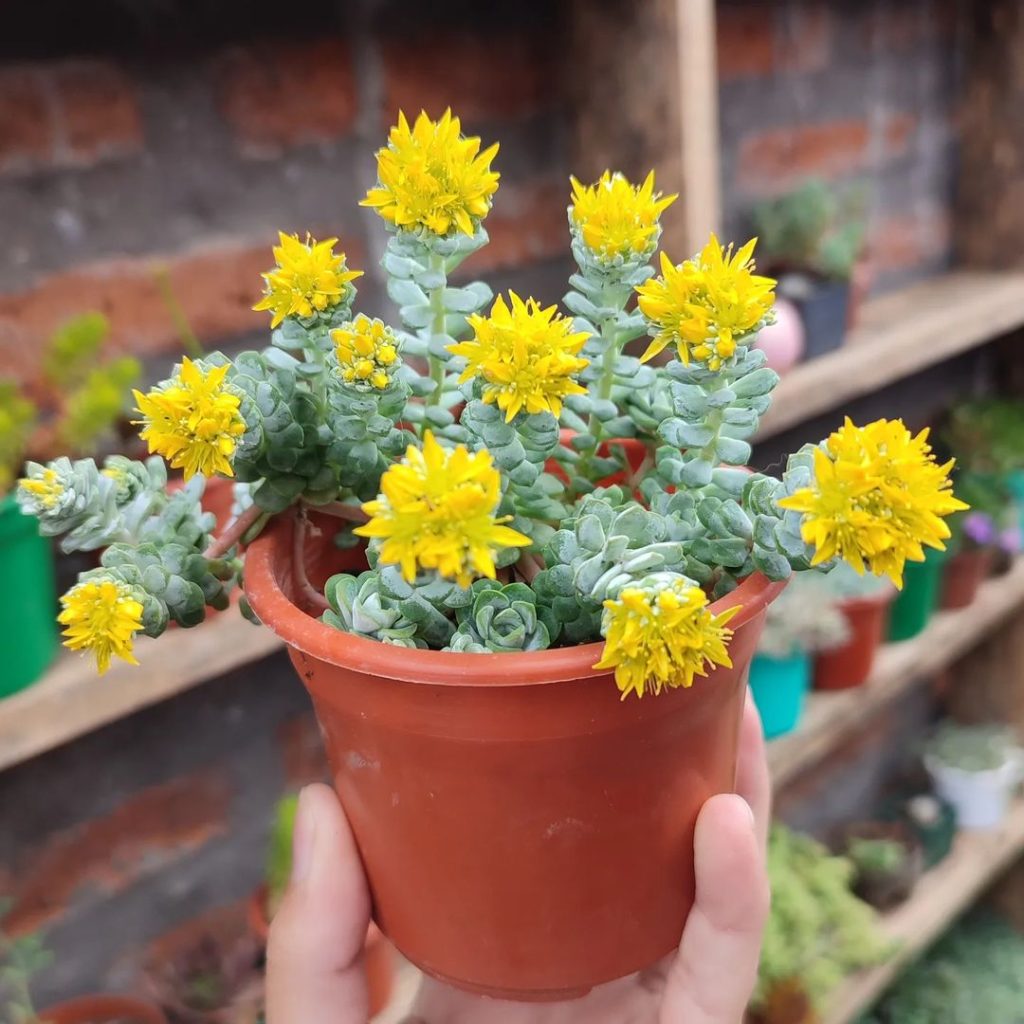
[840,822,923,911]
[814,563,893,690]
[749,574,849,738]
[924,723,1022,830]
[751,180,865,359]
[901,793,957,868]
[247,795,394,1015]
[0,911,166,1024]
[16,111,965,999]
[749,826,890,1024]
[1,313,140,696]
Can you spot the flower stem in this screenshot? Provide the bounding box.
[424,251,448,422]
[301,500,369,523]
[293,508,330,613]
[204,502,263,559]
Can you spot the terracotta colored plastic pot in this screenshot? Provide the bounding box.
[940,547,993,610]
[244,514,785,1001]
[813,590,894,691]
[41,995,167,1024]
[248,885,394,1014]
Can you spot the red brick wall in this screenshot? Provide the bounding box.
[717,0,964,291]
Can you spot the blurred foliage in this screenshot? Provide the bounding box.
[752,179,865,281]
[265,793,298,918]
[0,900,51,1024]
[0,382,37,497]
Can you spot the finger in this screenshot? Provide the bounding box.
[660,794,770,1024]
[266,783,371,1024]
[736,690,771,848]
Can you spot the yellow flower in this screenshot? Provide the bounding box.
[361,109,500,237]
[354,431,530,587]
[636,235,776,369]
[134,358,246,481]
[18,467,64,509]
[594,575,740,699]
[569,170,677,262]
[332,315,401,391]
[253,232,363,328]
[449,292,590,422]
[59,577,144,674]
[778,418,969,587]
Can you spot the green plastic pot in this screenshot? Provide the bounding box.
[748,652,810,740]
[0,493,57,696]
[1005,469,1024,538]
[887,547,947,643]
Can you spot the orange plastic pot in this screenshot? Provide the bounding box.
[813,590,894,691]
[940,547,993,610]
[41,995,166,1024]
[248,885,394,1014]
[244,514,785,1000]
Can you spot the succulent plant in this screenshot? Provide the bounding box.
[846,837,908,876]
[924,722,1019,773]
[446,580,551,653]
[757,572,850,659]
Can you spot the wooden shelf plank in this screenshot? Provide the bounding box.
[822,799,1024,1024]
[769,556,1024,789]
[0,612,283,772]
[756,271,1024,440]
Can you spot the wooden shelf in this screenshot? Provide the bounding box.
[0,612,283,773]
[769,556,1024,789]
[756,271,1024,441]
[822,798,1024,1024]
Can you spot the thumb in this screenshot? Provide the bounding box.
[660,794,770,1024]
[266,783,372,1024]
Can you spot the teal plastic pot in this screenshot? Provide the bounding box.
[0,494,57,696]
[1005,469,1024,537]
[748,652,810,740]
[887,547,947,642]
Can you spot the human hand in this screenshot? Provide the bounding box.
[266,691,770,1024]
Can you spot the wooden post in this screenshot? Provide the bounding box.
[565,0,721,256]
[954,0,1024,267]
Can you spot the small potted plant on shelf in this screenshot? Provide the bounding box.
[749,825,891,1024]
[924,722,1022,831]
[900,792,957,868]
[0,909,166,1024]
[839,822,923,911]
[814,562,893,690]
[16,110,965,1000]
[751,179,865,359]
[247,794,394,1015]
[1,313,140,697]
[748,574,850,738]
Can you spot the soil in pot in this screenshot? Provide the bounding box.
[247,885,394,1015]
[814,591,893,691]
[0,493,57,696]
[243,513,785,1001]
[940,547,993,610]
[748,652,810,740]
[839,821,923,912]
[40,995,167,1024]
[888,548,946,642]
[747,978,819,1024]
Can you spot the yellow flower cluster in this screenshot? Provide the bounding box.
[779,418,969,587]
[332,315,400,391]
[636,235,776,369]
[361,110,500,237]
[569,171,677,262]
[59,577,144,674]
[134,358,246,481]
[449,292,590,422]
[595,577,739,699]
[19,467,64,509]
[253,232,363,329]
[355,431,530,587]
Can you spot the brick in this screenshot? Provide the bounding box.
[882,112,918,158]
[738,119,869,190]
[776,2,831,74]
[463,180,569,275]
[4,768,231,934]
[278,714,328,786]
[215,39,357,157]
[52,61,143,165]
[716,7,776,80]
[0,68,51,173]
[870,209,951,273]
[381,32,552,124]
[0,233,363,385]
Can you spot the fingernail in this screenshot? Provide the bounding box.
[737,795,756,831]
[291,786,317,884]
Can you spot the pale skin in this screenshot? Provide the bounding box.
[266,692,771,1024]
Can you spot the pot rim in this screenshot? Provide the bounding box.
[40,994,167,1024]
[244,513,787,686]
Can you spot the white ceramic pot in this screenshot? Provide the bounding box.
[925,753,1022,830]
